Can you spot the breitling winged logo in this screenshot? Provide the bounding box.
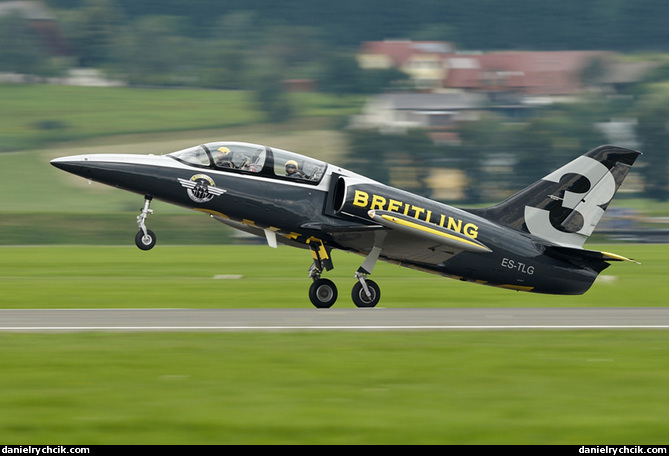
[178,174,226,203]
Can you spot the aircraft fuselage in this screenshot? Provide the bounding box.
[52,147,606,297]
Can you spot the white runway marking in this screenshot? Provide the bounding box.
[2,325,669,332]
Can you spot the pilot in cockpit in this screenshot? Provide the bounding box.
[215,147,234,168]
[215,146,249,170]
[285,160,306,178]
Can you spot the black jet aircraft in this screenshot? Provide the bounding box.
[51,142,640,308]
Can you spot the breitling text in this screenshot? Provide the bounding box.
[351,190,479,239]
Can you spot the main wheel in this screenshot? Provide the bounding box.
[309,278,338,308]
[135,229,157,251]
[351,280,381,308]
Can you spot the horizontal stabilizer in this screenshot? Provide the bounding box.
[599,250,640,263]
[368,210,492,253]
[545,245,639,272]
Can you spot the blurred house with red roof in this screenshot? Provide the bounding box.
[443,51,614,97]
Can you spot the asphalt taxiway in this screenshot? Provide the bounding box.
[1,307,669,332]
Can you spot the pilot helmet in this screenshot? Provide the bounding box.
[286,159,298,170]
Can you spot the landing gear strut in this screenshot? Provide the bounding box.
[307,239,337,308]
[135,196,156,251]
[349,233,384,308]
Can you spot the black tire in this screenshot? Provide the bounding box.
[309,278,338,308]
[351,280,381,308]
[135,229,156,251]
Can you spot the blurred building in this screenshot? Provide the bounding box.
[354,41,661,136]
[0,1,69,55]
[444,51,615,98]
[358,41,658,100]
[351,92,485,134]
[357,40,456,90]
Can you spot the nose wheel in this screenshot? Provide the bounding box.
[135,229,157,251]
[135,196,157,250]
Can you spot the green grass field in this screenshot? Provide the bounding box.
[0,245,668,444]
[1,331,668,444]
[0,244,663,309]
[0,84,363,151]
[0,85,256,151]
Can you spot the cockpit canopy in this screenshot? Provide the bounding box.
[166,142,327,184]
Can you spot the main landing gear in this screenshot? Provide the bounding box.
[308,261,382,309]
[351,272,381,308]
[307,235,384,309]
[135,196,157,251]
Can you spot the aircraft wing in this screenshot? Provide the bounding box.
[307,210,491,266]
[368,210,491,253]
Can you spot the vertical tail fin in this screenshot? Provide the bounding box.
[473,145,641,248]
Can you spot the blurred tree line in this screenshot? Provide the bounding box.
[56,1,406,92]
[45,0,669,51]
[0,0,408,120]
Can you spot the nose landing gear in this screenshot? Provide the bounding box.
[135,196,156,251]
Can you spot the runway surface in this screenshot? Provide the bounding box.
[2,307,669,332]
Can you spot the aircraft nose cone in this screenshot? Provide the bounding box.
[50,156,70,170]
[50,155,91,175]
